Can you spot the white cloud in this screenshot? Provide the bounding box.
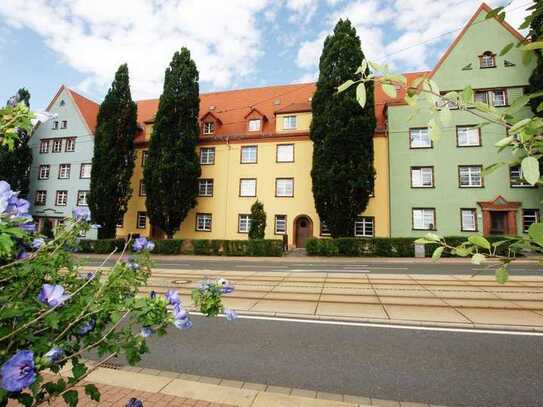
[285,0,319,24]
[0,0,270,99]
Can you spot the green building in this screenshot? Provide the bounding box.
[387,3,541,238]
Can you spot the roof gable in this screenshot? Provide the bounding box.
[45,85,99,134]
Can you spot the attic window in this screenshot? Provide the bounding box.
[203,122,215,135]
[479,51,496,69]
[60,100,65,106]
[248,119,261,132]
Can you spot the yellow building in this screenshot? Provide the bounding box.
[117,83,390,247]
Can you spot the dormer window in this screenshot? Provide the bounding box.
[479,51,496,69]
[248,119,261,132]
[203,122,215,135]
[283,115,297,130]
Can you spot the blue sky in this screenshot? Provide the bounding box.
[0,0,528,109]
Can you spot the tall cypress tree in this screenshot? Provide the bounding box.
[89,64,137,238]
[0,88,33,198]
[310,19,375,237]
[528,0,543,116]
[144,48,201,239]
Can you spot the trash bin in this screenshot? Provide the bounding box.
[414,243,426,258]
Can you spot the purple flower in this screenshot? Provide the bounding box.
[172,304,188,320]
[38,284,70,307]
[7,95,19,108]
[1,350,36,392]
[16,250,30,260]
[174,318,192,330]
[218,278,234,294]
[224,309,237,321]
[72,207,91,222]
[86,272,96,280]
[79,319,95,336]
[140,326,153,338]
[19,220,36,233]
[132,237,154,252]
[165,290,181,306]
[126,398,143,407]
[44,347,63,363]
[6,196,30,217]
[31,238,45,250]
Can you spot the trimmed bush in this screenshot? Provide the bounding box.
[247,239,283,257]
[152,239,183,255]
[192,239,223,255]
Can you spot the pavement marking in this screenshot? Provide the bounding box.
[339,269,371,273]
[237,265,289,269]
[191,312,543,336]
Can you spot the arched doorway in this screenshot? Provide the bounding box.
[293,215,313,248]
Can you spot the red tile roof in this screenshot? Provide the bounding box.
[68,89,99,133]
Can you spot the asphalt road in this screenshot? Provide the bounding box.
[79,256,543,275]
[122,316,543,407]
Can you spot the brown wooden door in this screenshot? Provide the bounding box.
[490,211,507,235]
[295,216,313,248]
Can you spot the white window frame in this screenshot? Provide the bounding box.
[475,90,507,107]
[409,128,432,148]
[461,209,477,232]
[198,179,214,197]
[241,146,257,164]
[275,215,287,235]
[52,121,59,130]
[137,212,147,229]
[35,191,47,206]
[38,165,50,180]
[80,163,92,179]
[248,119,261,132]
[282,115,297,130]
[39,140,49,153]
[276,144,294,163]
[77,191,89,206]
[238,214,251,233]
[459,166,483,188]
[276,178,294,197]
[411,167,434,188]
[523,209,540,233]
[457,126,481,147]
[480,52,496,68]
[139,180,146,197]
[58,164,71,179]
[52,139,63,153]
[200,147,215,165]
[55,191,68,206]
[196,213,212,232]
[492,90,507,107]
[413,208,435,230]
[61,120,68,129]
[239,179,256,197]
[203,122,215,135]
[65,138,75,152]
[510,166,532,187]
[354,217,374,237]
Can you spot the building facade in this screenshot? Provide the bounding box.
[387,4,541,237]
[117,84,391,246]
[28,86,99,238]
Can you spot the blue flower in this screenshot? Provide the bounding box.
[16,250,30,260]
[18,219,36,233]
[44,347,64,363]
[1,350,36,392]
[31,238,45,250]
[174,318,192,330]
[224,309,237,321]
[172,304,188,320]
[140,326,153,338]
[72,207,91,222]
[6,196,30,217]
[38,284,70,307]
[165,290,181,306]
[126,257,140,272]
[126,398,143,407]
[79,319,95,336]
[218,278,234,294]
[132,237,154,252]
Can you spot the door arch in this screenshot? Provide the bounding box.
[293,215,313,248]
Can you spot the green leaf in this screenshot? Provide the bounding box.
[381,83,397,98]
[471,253,485,265]
[521,156,540,185]
[506,95,530,114]
[431,246,444,262]
[85,384,101,402]
[509,118,531,134]
[499,42,514,56]
[462,86,474,104]
[468,235,491,250]
[337,80,354,93]
[495,136,515,147]
[62,390,79,407]
[496,267,509,284]
[355,60,368,75]
[521,41,543,51]
[72,361,87,380]
[485,6,504,19]
[425,233,441,242]
[528,222,543,247]
[439,105,451,125]
[356,83,366,108]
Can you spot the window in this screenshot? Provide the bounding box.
[203,122,215,135]
[412,208,436,230]
[461,209,477,232]
[196,213,212,232]
[275,215,287,234]
[354,217,374,237]
[52,139,63,153]
[198,179,214,197]
[283,115,297,130]
[52,121,59,130]
[320,221,331,236]
[142,151,148,166]
[493,90,507,106]
[77,191,89,206]
[65,138,75,152]
[38,165,50,180]
[240,146,257,163]
[480,51,496,68]
[61,120,68,129]
[457,126,481,147]
[510,166,533,187]
[80,163,92,179]
[409,128,432,148]
[58,164,71,179]
[459,166,483,187]
[474,90,507,107]
[239,179,256,197]
[411,167,434,188]
[39,140,49,154]
[276,144,294,162]
[238,214,251,233]
[276,178,294,197]
[248,119,261,132]
[139,180,146,196]
[200,147,215,165]
[523,209,540,233]
[35,191,47,206]
[137,212,147,229]
[55,191,68,206]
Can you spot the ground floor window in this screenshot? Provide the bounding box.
[196,213,212,232]
[412,208,435,230]
[238,214,251,233]
[275,215,287,234]
[523,209,539,233]
[320,220,331,236]
[460,209,477,231]
[137,212,147,229]
[354,217,374,237]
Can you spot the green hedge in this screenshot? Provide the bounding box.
[78,238,283,257]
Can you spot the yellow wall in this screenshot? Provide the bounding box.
[117,114,390,242]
